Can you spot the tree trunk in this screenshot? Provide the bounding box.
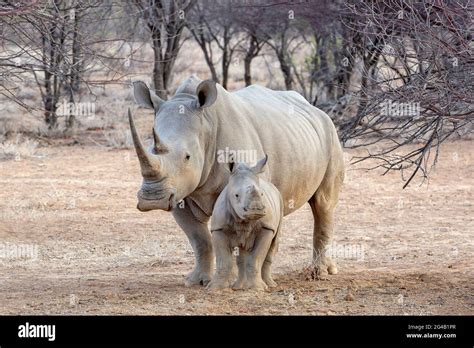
[244,56,252,86]
[334,45,355,100]
[203,43,218,82]
[357,47,380,117]
[244,35,260,86]
[70,6,81,93]
[44,77,56,128]
[151,31,166,99]
[221,27,229,89]
[278,51,293,90]
[192,31,218,82]
[42,31,57,128]
[222,57,228,89]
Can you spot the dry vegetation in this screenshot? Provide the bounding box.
[0,38,293,160]
[0,138,472,314]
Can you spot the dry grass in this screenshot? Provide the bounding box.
[0,141,472,315]
[0,135,39,161]
[99,128,134,149]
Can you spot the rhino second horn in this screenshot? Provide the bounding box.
[128,108,160,177]
[152,127,168,153]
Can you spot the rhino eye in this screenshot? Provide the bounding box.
[235,194,239,198]
[185,154,191,161]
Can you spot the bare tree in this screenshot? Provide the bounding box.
[339,0,473,187]
[246,1,314,92]
[282,0,356,107]
[241,31,265,86]
[187,0,243,89]
[232,3,266,86]
[1,1,76,128]
[1,1,140,129]
[134,0,195,98]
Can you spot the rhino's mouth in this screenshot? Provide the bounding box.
[242,211,266,219]
[137,191,175,212]
[241,207,266,220]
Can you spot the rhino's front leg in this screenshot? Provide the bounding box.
[232,250,248,290]
[245,228,274,291]
[207,230,235,290]
[172,205,213,287]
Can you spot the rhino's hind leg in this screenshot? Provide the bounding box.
[309,200,338,279]
[172,205,214,287]
[309,163,344,279]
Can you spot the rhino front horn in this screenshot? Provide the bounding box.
[128,108,160,177]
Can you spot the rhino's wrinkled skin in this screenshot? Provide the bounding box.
[129,76,344,286]
[208,155,283,291]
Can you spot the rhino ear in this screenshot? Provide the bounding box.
[251,154,268,175]
[133,81,164,110]
[196,80,217,108]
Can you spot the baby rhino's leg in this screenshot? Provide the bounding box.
[232,249,248,290]
[207,230,234,290]
[262,236,278,288]
[245,228,274,291]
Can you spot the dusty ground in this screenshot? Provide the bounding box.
[0,136,472,315]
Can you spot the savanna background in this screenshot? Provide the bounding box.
[0,0,472,314]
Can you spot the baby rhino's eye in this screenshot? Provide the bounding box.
[185,153,191,161]
[235,194,239,198]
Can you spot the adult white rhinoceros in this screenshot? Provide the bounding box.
[128,75,344,286]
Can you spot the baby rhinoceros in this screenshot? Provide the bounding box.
[208,155,283,291]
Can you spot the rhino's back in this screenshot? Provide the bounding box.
[223,85,338,214]
[234,84,308,109]
[231,85,335,149]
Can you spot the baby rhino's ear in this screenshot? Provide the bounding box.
[251,154,268,175]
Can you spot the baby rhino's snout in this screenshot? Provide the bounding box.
[243,186,266,219]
